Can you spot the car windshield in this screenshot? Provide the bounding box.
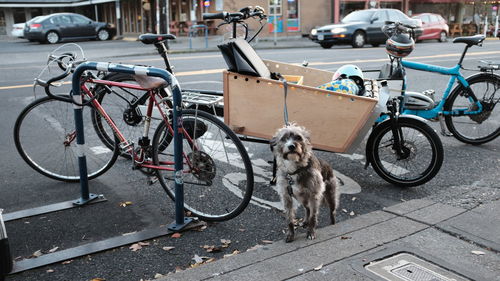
[342,10,376,23]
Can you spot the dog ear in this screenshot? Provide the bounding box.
[269,137,278,151]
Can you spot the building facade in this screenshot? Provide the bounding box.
[1,0,498,38]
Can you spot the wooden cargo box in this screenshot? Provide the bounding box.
[223,60,379,153]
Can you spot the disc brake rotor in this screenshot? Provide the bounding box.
[188,151,216,181]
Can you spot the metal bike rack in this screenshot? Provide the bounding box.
[189,24,209,49]
[71,62,192,231]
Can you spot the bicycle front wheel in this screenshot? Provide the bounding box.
[14,96,119,182]
[152,109,254,222]
[444,73,500,144]
[366,117,444,187]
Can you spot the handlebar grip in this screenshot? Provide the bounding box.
[203,12,227,20]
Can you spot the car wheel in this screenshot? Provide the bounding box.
[438,31,447,42]
[320,42,334,49]
[45,31,59,44]
[97,29,110,41]
[371,43,380,47]
[352,31,365,48]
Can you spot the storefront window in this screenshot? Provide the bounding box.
[269,0,282,16]
[287,0,299,32]
[13,8,26,24]
[269,0,283,32]
[0,10,6,35]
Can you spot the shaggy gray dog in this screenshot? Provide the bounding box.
[270,123,340,242]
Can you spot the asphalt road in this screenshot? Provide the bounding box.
[0,38,499,281]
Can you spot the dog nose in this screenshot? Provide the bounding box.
[288,144,295,151]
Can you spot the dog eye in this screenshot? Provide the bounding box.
[294,135,303,141]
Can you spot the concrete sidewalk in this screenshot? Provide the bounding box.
[122,34,318,54]
[159,199,500,281]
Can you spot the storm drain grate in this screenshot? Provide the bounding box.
[364,253,470,281]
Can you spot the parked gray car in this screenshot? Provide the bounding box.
[24,13,116,44]
[310,9,422,49]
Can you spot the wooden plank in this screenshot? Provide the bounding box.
[223,63,378,153]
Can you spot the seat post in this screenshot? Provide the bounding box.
[458,45,470,66]
[154,42,174,74]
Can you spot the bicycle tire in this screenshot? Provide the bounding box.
[444,73,500,145]
[14,95,119,182]
[366,117,444,187]
[152,109,254,222]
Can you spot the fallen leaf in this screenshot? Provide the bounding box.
[349,211,355,216]
[314,264,323,271]
[205,258,216,263]
[14,256,23,261]
[122,231,137,236]
[32,250,43,258]
[46,269,54,273]
[471,250,485,256]
[171,233,182,238]
[48,247,59,253]
[202,245,222,253]
[195,225,208,232]
[239,228,246,232]
[174,266,183,273]
[129,243,143,251]
[261,240,273,244]
[220,239,231,245]
[246,244,263,252]
[90,278,106,281]
[138,242,150,246]
[61,260,73,265]
[193,254,204,264]
[162,246,175,251]
[119,201,133,207]
[154,273,165,279]
[341,236,352,240]
[298,268,304,272]
[352,197,357,201]
[342,209,348,213]
[223,250,240,258]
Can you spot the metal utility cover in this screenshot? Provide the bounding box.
[365,253,470,281]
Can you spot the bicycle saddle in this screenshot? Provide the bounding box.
[452,35,485,46]
[139,33,177,44]
[133,75,168,89]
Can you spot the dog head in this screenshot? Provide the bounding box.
[270,123,312,163]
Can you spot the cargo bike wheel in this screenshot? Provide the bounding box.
[152,109,254,222]
[366,117,444,187]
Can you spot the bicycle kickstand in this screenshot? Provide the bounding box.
[438,114,453,137]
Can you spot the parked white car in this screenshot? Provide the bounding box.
[11,23,25,37]
[10,17,43,38]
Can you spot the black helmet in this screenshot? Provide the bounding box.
[386,33,414,58]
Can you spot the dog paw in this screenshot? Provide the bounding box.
[285,233,295,243]
[306,231,316,240]
[301,221,309,229]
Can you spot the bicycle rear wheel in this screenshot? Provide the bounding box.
[366,117,443,187]
[14,96,119,182]
[152,109,254,222]
[444,73,500,144]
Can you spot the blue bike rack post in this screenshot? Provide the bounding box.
[71,62,192,231]
[189,24,208,49]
